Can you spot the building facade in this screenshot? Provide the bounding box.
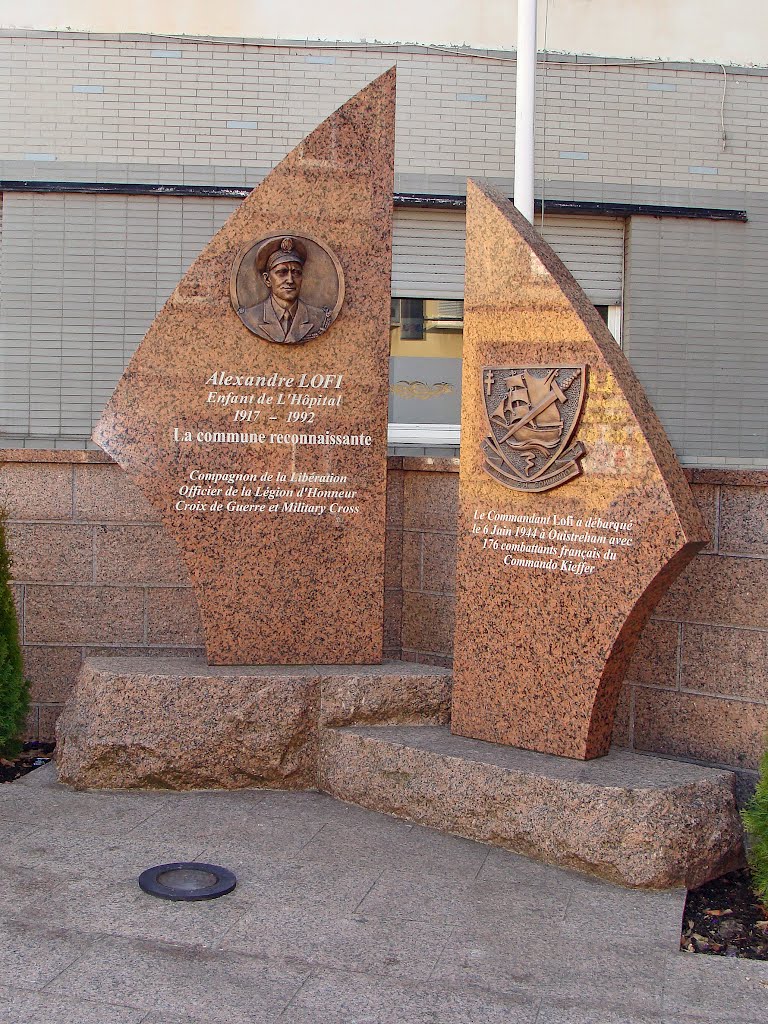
[0,30,766,775]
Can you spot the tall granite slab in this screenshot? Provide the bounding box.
[451,180,708,759]
[94,71,395,665]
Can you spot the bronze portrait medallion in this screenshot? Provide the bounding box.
[230,233,344,344]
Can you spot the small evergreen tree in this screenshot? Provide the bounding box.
[0,509,29,758]
[743,741,768,907]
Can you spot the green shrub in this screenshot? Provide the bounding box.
[0,509,29,758]
[743,742,768,907]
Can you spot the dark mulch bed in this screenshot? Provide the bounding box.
[0,741,54,784]
[682,868,768,961]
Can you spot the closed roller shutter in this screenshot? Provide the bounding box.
[392,208,624,305]
[0,194,623,446]
[392,209,467,300]
[0,192,238,445]
[544,215,625,306]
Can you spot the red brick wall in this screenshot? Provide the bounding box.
[2,451,767,770]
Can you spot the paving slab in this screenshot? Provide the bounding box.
[0,767,765,1024]
[537,942,668,1015]
[254,787,406,826]
[45,933,310,1023]
[126,788,323,851]
[8,761,58,788]
[356,864,575,926]
[297,817,490,879]
[279,967,541,1024]
[221,900,452,981]
[426,921,558,996]
[476,844,580,888]
[661,953,768,1018]
[0,820,37,844]
[1,829,207,884]
[562,875,687,950]
[0,984,145,1024]
[0,914,93,988]
[12,876,249,947]
[662,1013,764,1024]
[226,858,385,915]
[0,782,167,836]
[536,1005,662,1024]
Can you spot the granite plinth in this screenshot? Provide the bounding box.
[56,658,741,889]
[55,657,451,790]
[93,72,396,665]
[319,725,744,889]
[319,664,451,728]
[451,181,709,759]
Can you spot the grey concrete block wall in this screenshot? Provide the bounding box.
[2,32,764,190]
[0,30,766,466]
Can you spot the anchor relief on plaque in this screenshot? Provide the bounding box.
[481,364,587,492]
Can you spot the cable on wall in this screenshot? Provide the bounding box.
[719,64,728,150]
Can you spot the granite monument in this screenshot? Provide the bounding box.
[451,180,709,759]
[93,71,396,665]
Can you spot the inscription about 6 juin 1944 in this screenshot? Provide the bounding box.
[93,70,396,666]
[475,362,635,578]
[450,180,708,761]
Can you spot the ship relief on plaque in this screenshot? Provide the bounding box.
[230,233,345,345]
[481,365,587,492]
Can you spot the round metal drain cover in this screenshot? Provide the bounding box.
[138,862,237,902]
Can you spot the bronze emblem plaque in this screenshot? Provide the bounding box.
[231,232,344,344]
[481,364,587,492]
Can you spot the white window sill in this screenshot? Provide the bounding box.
[388,423,461,446]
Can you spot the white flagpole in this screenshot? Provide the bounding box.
[514,0,538,223]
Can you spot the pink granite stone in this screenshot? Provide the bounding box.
[56,658,320,790]
[55,656,451,790]
[93,71,395,665]
[320,725,744,889]
[451,181,708,759]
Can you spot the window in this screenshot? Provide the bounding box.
[388,299,622,452]
[389,298,463,451]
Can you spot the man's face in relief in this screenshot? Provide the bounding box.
[263,261,303,308]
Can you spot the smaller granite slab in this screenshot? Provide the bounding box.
[319,725,744,889]
[56,657,451,790]
[318,662,451,728]
[451,181,709,758]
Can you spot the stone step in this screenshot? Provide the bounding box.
[56,657,452,791]
[319,724,744,889]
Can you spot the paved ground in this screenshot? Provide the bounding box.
[0,765,766,1024]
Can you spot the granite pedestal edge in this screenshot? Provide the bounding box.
[319,724,745,890]
[56,656,745,889]
[55,656,452,792]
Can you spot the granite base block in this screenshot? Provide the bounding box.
[56,657,452,791]
[319,663,451,728]
[319,725,745,889]
[57,658,743,889]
